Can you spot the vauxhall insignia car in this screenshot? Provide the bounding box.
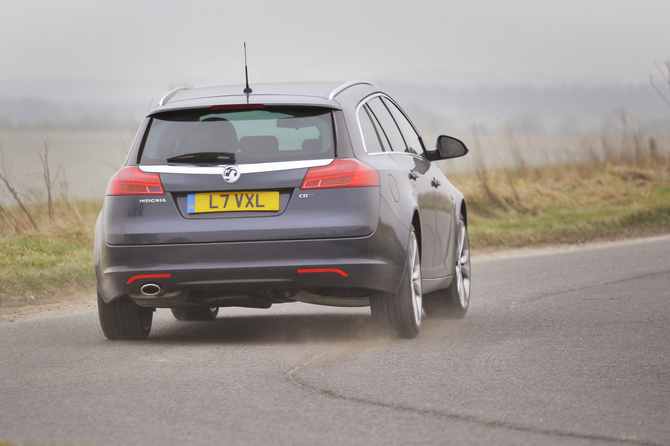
[95,81,471,340]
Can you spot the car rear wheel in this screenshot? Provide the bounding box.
[423,216,470,318]
[97,290,153,340]
[171,306,219,321]
[370,227,422,338]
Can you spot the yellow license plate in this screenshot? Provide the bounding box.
[187,191,280,213]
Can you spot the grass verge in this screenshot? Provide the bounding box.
[452,160,670,250]
[0,199,99,307]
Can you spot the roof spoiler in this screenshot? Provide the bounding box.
[158,86,192,106]
[328,80,376,100]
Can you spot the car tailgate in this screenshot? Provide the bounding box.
[103,167,380,245]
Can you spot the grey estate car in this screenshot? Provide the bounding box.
[95,81,471,340]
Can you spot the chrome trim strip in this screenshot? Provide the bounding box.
[387,151,422,158]
[139,159,333,175]
[364,151,420,158]
[356,93,384,154]
[328,80,376,100]
[158,86,192,106]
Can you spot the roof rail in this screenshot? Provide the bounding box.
[158,86,192,106]
[328,80,376,100]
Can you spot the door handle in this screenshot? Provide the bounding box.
[431,179,441,188]
[409,171,420,180]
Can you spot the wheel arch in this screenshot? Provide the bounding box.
[458,200,468,226]
[440,197,467,285]
[411,210,422,260]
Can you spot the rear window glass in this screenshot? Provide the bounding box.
[139,107,334,164]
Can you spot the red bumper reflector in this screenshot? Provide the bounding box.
[297,268,349,277]
[126,274,171,285]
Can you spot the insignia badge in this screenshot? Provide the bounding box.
[222,165,241,184]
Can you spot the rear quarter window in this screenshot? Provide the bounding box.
[357,106,385,153]
[382,98,424,155]
[366,97,407,153]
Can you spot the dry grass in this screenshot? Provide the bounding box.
[0,140,101,305]
[451,125,670,251]
[0,198,100,305]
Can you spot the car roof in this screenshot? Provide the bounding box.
[151,81,379,114]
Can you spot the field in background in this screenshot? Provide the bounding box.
[438,119,670,249]
[0,124,668,306]
[0,130,133,203]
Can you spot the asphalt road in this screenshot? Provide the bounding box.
[1,236,669,446]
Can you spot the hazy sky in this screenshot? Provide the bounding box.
[2,0,670,101]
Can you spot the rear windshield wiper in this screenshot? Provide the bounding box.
[166,152,236,165]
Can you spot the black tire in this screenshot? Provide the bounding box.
[423,216,471,319]
[370,227,422,339]
[170,306,219,321]
[97,289,153,340]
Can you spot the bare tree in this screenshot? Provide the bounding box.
[39,142,53,221]
[650,60,670,109]
[0,142,37,230]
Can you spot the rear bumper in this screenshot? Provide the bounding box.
[96,223,407,306]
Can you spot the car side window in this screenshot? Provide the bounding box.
[382,98,424,155]
[357,106,384,153]
[364,105,392,152]
[366,97,407,153]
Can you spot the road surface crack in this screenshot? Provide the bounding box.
[524,269,670,303]
[286,348,665,446]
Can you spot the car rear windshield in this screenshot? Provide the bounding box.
[138,106,335,165]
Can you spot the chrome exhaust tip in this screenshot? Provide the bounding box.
[140,283,163,296]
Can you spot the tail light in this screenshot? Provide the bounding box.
[106,167,165,196]
[210,104,265,111]
[301,159,379,190]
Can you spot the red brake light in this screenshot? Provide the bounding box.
[210,104,265,111]
[106,167,165,196]
[301,159,380,190]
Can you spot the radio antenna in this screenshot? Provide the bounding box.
[243,43,252,95]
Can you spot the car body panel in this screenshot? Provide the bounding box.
[102,185,381,245]
[95,81,467,311]
[96,193,408,305]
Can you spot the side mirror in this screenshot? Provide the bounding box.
[435,135,468,159]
